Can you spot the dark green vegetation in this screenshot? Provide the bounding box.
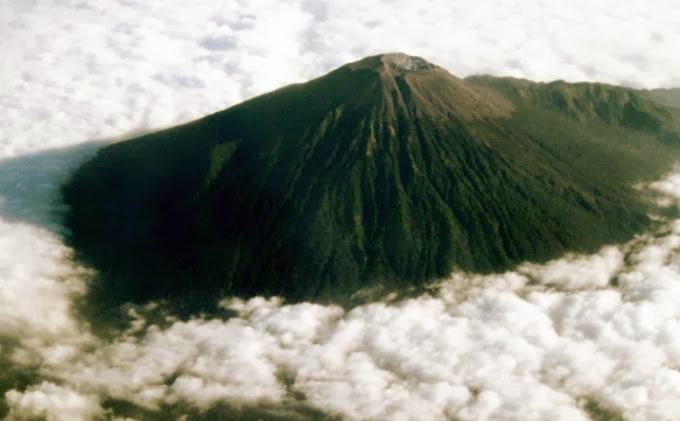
[99,398,334,421]
[583,398,624,421]
[468,76,680,141]
[63,53,680,304]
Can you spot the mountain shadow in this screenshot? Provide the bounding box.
[62,53,680,305]
[0,142,102,234]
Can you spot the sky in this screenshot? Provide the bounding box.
[2,0,680,419]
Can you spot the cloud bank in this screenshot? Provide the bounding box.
[3,173,680,419]
[2,0,680,158]
[2,0,680,419]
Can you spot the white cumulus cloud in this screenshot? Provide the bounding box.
[5,382,104,421]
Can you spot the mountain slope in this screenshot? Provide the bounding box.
[649,87,680,109]
[63,53,680,304]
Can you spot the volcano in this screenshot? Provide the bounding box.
[63,53,680,304]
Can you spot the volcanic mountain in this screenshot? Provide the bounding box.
[63,53,680,304]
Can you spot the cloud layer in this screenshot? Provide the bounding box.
[2,0,680,419]
[2,0,680,158]
[3,172,680,420]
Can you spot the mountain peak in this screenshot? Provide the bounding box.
[378,53,437,71]
[348,53,438,73]
[338,53,513,122]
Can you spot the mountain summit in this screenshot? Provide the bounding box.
[351,52,438,71]
[63,53,680,304]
